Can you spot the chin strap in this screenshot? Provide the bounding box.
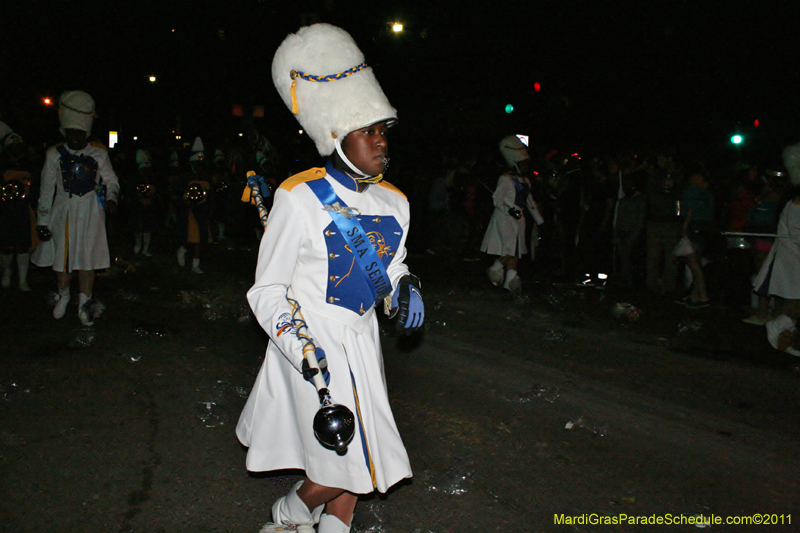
[333,138,384,183]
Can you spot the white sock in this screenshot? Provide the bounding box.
[17,253,30,287]
[489,259,503,271]
[79,293,92,306]
[271,480,323,526]
[318,513,351,533]
[504,269,518,283]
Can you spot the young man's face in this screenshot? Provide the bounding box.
[341,121,389,177]
[64,128,88,150]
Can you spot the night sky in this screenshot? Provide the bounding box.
[2,0,798,163]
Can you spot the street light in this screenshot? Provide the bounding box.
[391,22,404,33]
[149,75,157,83]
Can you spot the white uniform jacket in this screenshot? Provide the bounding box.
[480,172,540,257]
[754,199,800,299]
[236,163,413,494]
[34,142,120,271]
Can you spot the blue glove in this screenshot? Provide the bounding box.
[301,347,330,387]
[391,274,425,335]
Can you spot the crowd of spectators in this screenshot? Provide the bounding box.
[3,109,798,355]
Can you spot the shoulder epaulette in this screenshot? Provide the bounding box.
[376,180,407,199]
[279,167,326,192]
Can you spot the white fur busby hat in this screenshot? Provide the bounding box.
[272,23,396,156]
[782,142,800,186]
[189,137,205,162]
[136,149,152,169]
[499,135,530,168]
[59,91,96,135]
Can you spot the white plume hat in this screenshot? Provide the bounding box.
[499,135,530,168]
[782,142,800,186]
[59,91,96,135]
[272,23,396,156]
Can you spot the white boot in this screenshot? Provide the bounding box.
[1,253,12,289]
[503,269,521,291]
[191,257,204,274]
[134,233,143,254]
[141,233,152,256]
[177,246,187,267]
[486,260,503,287]
[53,287,71,319]
[318,514,351,533]
[259,480,322,533]
[78,293,95,326]
[17,253,31,292]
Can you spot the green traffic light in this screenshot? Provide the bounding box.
[505,104,514,114]
[731,134,743,145]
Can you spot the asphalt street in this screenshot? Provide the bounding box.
[1,240,798,532]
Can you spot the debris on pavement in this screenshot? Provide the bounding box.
[503,384,561,404]
[612,302,641,322]
[565,416,608,437]
[67,328,96,349]
[677,320,704,336]
[544,330,566,342]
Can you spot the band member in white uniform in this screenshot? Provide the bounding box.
[34,91,119,326]
[481,135,544,291]
[236,24,424,533]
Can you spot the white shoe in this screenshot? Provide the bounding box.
[177,246,187,267]
[503,270,521,291]
[486,266,503,287]
[79,301,95,326]
[191,258,204,274]
[53,292,71,319]
[259,524,315,533]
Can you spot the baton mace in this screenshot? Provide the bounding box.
[244,171,356,455]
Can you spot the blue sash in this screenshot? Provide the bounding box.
[306,178,392,303]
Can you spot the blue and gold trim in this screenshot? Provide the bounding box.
[349,366,377,489]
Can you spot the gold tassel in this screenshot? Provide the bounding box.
[290,79,298,115]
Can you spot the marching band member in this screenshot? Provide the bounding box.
[0,133,38,292]
[481,135,543,291]
[174,137,212,274]
[34,91,119,326]
[132,148,158,256]
[236,23,424,533]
